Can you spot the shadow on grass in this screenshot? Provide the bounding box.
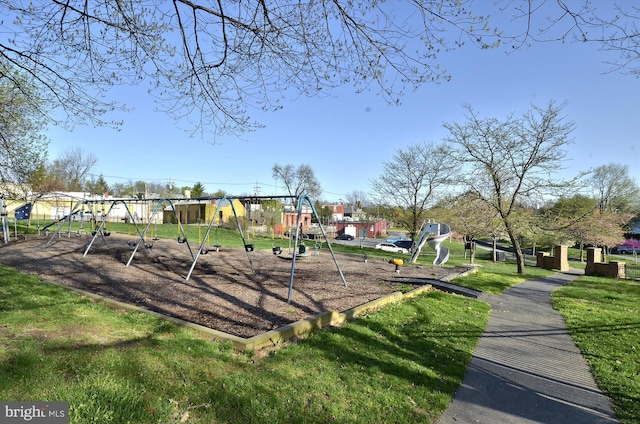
[0,262,490,423]
[207,292,490,423]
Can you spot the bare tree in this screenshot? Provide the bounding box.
[49,147,98,192]
[445,101,575,274]
[503,1,640,76]
[346,190,369,210]
[2,2,636,137]
[370,142,455,239]
[272,163,322,199]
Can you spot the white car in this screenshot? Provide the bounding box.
[374,242,409,254]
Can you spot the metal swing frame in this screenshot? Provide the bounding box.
[41,194,347,304]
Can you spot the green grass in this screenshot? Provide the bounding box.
[0,264,490,423]
[449,261,557,294]
[6,229,636,421]
[552,276,640,423]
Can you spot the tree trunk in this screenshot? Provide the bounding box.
[505,221,525,274]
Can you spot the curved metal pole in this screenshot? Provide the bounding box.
[231,198,255,273]
[186,196,227,281]
[287,195,347,304]
[287,198,303,304]
[166,198,195,260]
[305,196,347,287]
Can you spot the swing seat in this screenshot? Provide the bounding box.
[212,244,221,252]
[244,244,254,252]
[272,246,283,255]
[177,237,187,244]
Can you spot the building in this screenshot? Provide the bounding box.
[164,198,246,225]
[335,219,387,238]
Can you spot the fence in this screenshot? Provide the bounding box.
[625,262,640,280]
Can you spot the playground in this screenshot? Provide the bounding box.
[0,234,462,338]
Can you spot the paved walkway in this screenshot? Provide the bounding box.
[437,270,618,424]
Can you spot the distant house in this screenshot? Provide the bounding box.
[279,204,312,234]
[336,219,387,238]
[208,199,247,224]
[343,205,368,221]
[327,203,344,221]
[325,202,386,237]
[164,199,246,225]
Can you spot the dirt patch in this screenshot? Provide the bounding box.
[0,235,464,338]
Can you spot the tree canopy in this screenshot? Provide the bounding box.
[0,60,48,196]
[1,1,638,138]
[589,163,640,214]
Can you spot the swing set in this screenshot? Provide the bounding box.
[44,194,346,303]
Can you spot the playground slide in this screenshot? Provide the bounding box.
[409,222,451,265]
[427,231,450,266]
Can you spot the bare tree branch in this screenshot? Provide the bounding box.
[0,1,636,139]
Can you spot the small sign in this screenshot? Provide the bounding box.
[1,402,69,423]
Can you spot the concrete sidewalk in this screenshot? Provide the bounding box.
[436,270,618,424]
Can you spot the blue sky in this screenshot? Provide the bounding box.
[45,6,639,202]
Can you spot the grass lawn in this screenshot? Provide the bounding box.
[0,264,490,423]
[552,275,640,423]
[4,227,638,422]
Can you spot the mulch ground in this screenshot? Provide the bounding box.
[0,234,464,338]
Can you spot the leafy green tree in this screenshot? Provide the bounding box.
[540,195,597,259]
[111,182,129,197]
[311,201,333,225]
[191,182,206,198]
[0,61,49,196]
[589,163,640,214]
[445,102,575,274]
[85,174,111,196]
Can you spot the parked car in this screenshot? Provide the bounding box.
[614,245,636,254]
[386,236,410,243]
[335,233,355,241]
[375,242,409,254]
[393,240,414,250]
